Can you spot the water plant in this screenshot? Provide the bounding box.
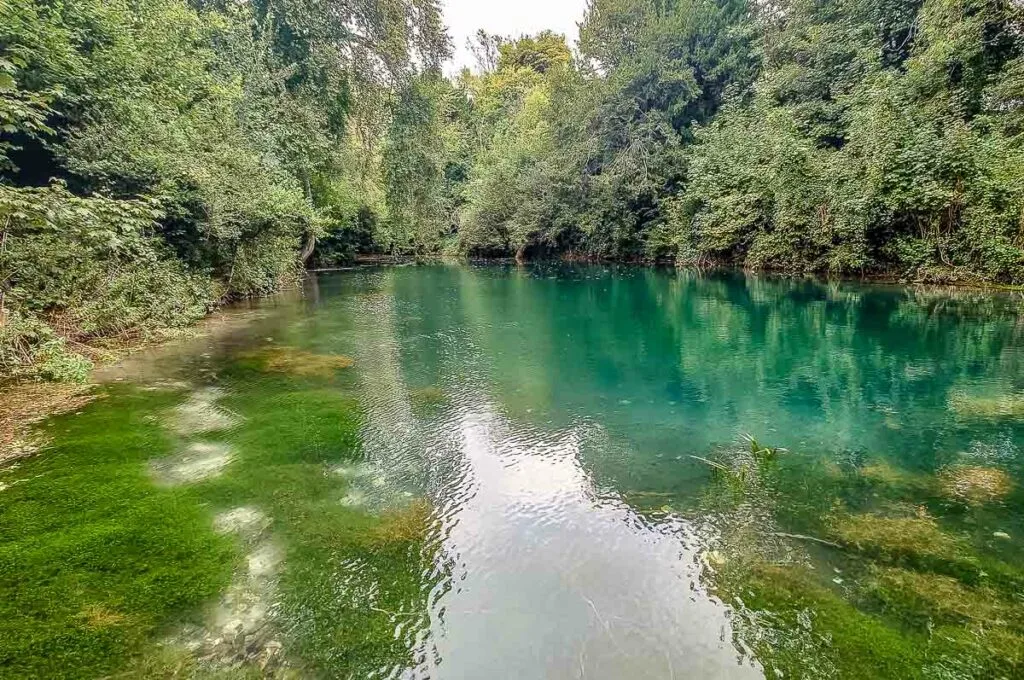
[948,391,1024,419]
[938,466,1013,506]
[409,386,449,412]
[0,388,236,679]
[241,347,354,377]
[689,436,1024,679]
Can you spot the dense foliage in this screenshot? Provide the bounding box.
[385,0,1024,283]
[0,0,446,380]
[4,0,1024,381]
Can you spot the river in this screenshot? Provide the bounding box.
[2,264,1023,679]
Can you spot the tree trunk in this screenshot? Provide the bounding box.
[300,229,316,265]
[515,243,527,264]
[299,172,316,265]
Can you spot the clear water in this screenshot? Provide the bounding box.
[5,264,1024,678]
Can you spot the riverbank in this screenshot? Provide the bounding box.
[0,383,97,466]
[0,298,294,465]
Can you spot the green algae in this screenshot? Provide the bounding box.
[196,371,432,678]
[726,560,1024,680]
[0,356,436,678]
[0,388,236,679]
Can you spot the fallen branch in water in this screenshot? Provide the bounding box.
[771,532,843,549]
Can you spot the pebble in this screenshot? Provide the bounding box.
[993,531,1011,540]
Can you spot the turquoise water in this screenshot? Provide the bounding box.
[5,264,1024,678]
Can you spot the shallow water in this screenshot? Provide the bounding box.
[4,264,1024,679]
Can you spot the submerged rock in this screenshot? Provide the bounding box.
[214,507,271,540]
[247,542,283,578]
[331,463,375,479]
[204,541,283,653]
[140,380,192,392]
[174,510,286,675]
[340,489,368,507]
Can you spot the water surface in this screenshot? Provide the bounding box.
[4,265,1024,679]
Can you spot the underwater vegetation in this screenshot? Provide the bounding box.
[408,386,450,413]
[6,266,1024,679]
[688,439,1024,680]
[0,383,97,465]
[240,347,355,377]
[0,388,236,679]
[827,510,966,565]
[939,466,1013,506]
[0,347,433,679]
[948,391,1024,419]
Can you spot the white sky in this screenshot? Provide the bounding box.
[442,0,589,73]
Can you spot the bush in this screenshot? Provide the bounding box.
[0,183,213,382]
[0,311,92,382]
